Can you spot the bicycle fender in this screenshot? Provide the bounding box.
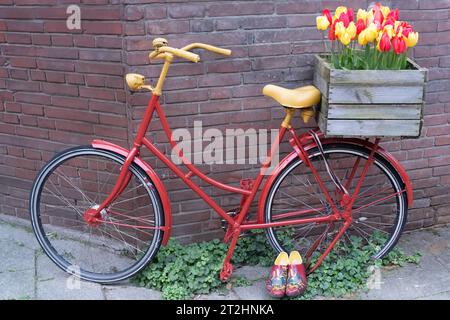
[257,138,413,223]
[91,139,172,246]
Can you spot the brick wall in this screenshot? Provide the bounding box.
[1,0,450,243]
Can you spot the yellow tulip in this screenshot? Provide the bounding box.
[366,11,375,25]
[335,21,346,39]
[357,9,369,22]
[335,6,347,18]
[316,15,330,31]
[365,23,378,42]
[340,31,352,46]
[405,32,419,47]
[381,6,391,18]
[358,29,368,46]
[347,22,357,39]
[383,25,395,39]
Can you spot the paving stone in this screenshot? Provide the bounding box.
[0,239,35,273]
[103,285,162,300]
[419,291,450,300]
[36,277,104,300]
[194,290,240,300]
[0,218,40,250]
[233,265,270,281]
[0,269,35,300]
[233,280,274,300]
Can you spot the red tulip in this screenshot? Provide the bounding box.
[379,31,391,52]
[387,8,399,21]
[347,8,354,22]
[356,19,366,35]
[401,22,414,38]
[383,17,396,28]
[323,8,333,24]
[329,20,337,40]
[392,36,407,54]
[338,12,350,27]
[373,10,384,30]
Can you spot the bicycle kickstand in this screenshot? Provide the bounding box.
[220,228,241,282]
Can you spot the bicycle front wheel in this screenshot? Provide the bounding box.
[264,143,408,266]
[30,146,164,283]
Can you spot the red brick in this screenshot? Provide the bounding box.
[96,37,122,49]
[32,34,51,46]
[6,33,32,44]
[83,22,122,35]
[76,61,123,76]
[36,47,78,59]
[79,49,122,62]
[207,60,251,73]
[65,73,85,85]
[6,21,43,32]
[15,93,50,105]
[52,96,88,110]
[168,4,205,18]
[73,35,96,48]
[56,120,94,134]
[52,35,73,47]
[144,5,167,19]
[10,57,36,68]
[198,74,241,87]
[21,103,44,116]
[30,70,46,81]
[147,20,190,35]
[45,108,98,123]
[81,7,122,20]
[41,82,78,97]
[125,6,144,21]
[5,102,21,113]
[7,79,39,92]
[20,114,38,126]
[79,86,115,101]
[37,59,75,72]
[10,69,28,80]
[45,72,65,83]
[209,2,274,17]
[16,126,48,139]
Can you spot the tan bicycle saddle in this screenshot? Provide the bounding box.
[263,84,321,109]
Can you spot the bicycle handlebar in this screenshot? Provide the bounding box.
[149,38,232,63]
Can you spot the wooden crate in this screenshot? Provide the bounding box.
[313,54,428,137]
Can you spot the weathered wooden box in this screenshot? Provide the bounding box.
[313,55,428,137]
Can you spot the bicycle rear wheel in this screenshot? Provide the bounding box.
[30,146,164,283]
[264,143,408,268]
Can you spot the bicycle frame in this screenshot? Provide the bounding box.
[90,90,413,280]
[85,39,415,280]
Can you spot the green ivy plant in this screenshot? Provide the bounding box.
[133,230,420,300]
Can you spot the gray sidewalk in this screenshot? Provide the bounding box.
[1,214,449,300]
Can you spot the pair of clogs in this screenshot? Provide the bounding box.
[265,251,307,298]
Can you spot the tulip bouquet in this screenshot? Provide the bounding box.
[316,3,419,70]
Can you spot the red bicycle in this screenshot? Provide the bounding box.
[30,38,412,283]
